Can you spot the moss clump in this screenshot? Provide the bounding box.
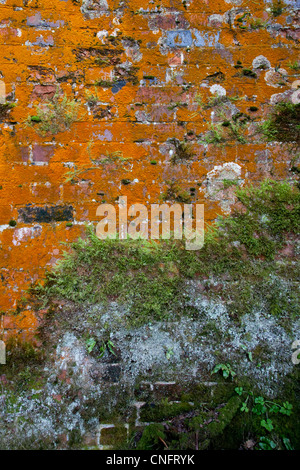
[136,423,166,450]
[223,179,239,189]
[0,337,45,392]
[95,79,117,88]
[161,181,192,203]
[140,401,195,422]
[0,102,15,121]
[241,69,257,78]
[168,138,195,164]
[203,112,250,145]
[205,395,241,438]
[27,90,80,136]
[261,102,300,143]
[270,0,285,17]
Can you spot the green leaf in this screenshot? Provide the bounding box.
[261,418,274,432]
[282,437,293,450]
[86,337,96,353]
[259,437,276,450]
[241,403,249,413]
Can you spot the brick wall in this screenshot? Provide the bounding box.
[0,0,299,336]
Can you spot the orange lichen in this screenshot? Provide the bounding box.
[0,0,299,339]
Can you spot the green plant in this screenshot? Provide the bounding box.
[194,92,204,108]
[28,90,81,135]
[167,102,188,111]
[223,179,239,189]
[282,437,294,450]
[240,344,253,362]
[258,436,293,450]
[99,340,116,358]
[203,115,248,146]
[235,387,293,430]
[250,18,268,29]
[165,347,174,360]
[161,181,191,203]
[203,123,226,145]
[95,79,117,88]
[287,61,300,71]
[204,95,229,109]
[260,102,300,144]
[258,436,277,450]
[85,89,99,106]
[241,69,257,79]
[211,363,236,380]
[168,138,195,164]
[86,337,96,353]
[64,151,128,183]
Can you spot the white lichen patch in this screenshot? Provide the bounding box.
[202,162,243,214]
[209,84,226,96]
[12,225,42,246]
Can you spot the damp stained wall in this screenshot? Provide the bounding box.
[0,0,299,338]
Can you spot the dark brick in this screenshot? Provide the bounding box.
[18,205,73,223]
[102,364,121,383]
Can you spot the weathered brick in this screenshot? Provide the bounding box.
[18,205,73,224]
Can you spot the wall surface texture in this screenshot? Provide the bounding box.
[0,0,299,338]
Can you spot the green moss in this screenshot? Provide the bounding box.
[121,179,131,185]
[0,337,45,393]
[161,181,192,203]
[203,114,249,145]
[140,401,195,422]
[250,18,268,29]
[29,180,299,327]
[30,116,42,123]
[206,395,241,438]
[68,428,83,449]
[270,0,285,17]
[95,79,117,88]
[168,138,195,164]
[241,68,257,78]
[288,61,300,71]
[0,102,15,121]
[136,423,166,450]
[223,179,239,189]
